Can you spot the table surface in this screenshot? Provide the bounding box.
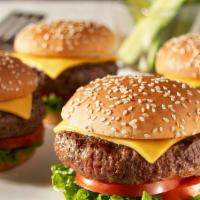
[0,0,133,36]
[0,1,134,200]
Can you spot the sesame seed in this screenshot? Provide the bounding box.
[115,116,121,121]
[161,104,166,109]
[128,106,133,111]
[111,127,116,133]
[121,122,127,126]
[144,134,151,138]
[152,128,158,134]
[171,114,176,120]
[163,117,169,123]
[196,108,200,116]
[129,119,137,129]
[123,110,128,116]
[122,130,128,135]
[105,121,110,125]
[100,117,106,122]
[139,116,145,122]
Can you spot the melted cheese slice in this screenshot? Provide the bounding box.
[54,120,182,164]
[0,95,32,120]
[166,75,200,88]
[15,53,116,79]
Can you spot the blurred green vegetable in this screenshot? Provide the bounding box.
[119,0,200,72]
[191,195,200,200]
[42,93,64,113]
[0,142,41,164]
[125,0,153,21]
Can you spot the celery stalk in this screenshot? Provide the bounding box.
[118,0,186,68]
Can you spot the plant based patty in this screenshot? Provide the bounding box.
[34,61,117,97]
[55,131,200,185]
[0,92,45,139]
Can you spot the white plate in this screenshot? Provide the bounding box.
[0,126,63,200]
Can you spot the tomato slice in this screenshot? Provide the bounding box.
[76,175,181,197]
[162,177,200,200]
[0,124,44,149]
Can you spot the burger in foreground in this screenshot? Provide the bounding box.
[0,53,45,171]
[52,75,200,199]
[14,20,118,124]
[156,33,200,88]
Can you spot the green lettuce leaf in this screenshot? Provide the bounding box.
[51,164,162,200]
[141,192,161,200]
[52,164,200,200]
[42,93,64,113]
[0,142,42,164]
[191,195,200,200]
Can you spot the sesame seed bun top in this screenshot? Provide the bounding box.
[0,53,38,101]
[61,75,200,139]
[156,33,200,79]
[14,20,117,58]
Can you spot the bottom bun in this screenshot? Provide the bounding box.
[0,150,35,172]
[43,112,62,126]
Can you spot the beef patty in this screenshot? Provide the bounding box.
[35,62,118,97]
[0,92,45,139]
[55,131,200,185]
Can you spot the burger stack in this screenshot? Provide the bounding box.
[156,33,200,88]
[14,20,118,124]
[52,75,200,199]
[0,53,45,171]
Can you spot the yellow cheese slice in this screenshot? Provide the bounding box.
[0,94,32,120]
[166,75,200,88]
[54,120,182,164]
[14,53,116,79]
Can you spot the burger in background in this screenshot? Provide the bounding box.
[14,20,118,124]
[156,33,200,88]
[52,75,200,199]
[0,53,45,171]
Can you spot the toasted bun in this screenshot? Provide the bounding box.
[61,75,200,139]
[156,33,200,79]
[14,20,117,58]
[43,111,62,126]
[0,52,38,101]
[0,150,34,171]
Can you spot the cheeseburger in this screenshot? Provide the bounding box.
[52,75,200,199]
[0,53,44,171]
[156,33,200,88]
[14,20,118,124]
